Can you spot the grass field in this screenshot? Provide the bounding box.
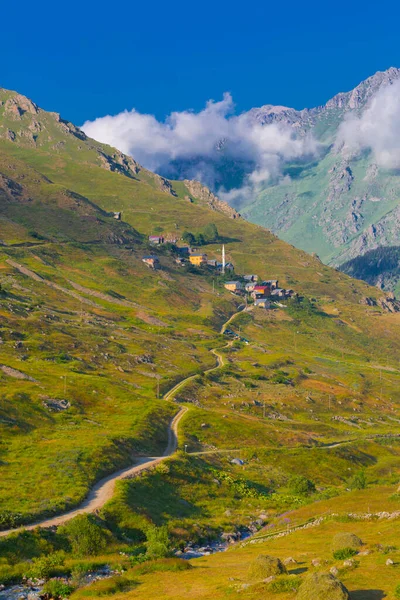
[1,88,400,597]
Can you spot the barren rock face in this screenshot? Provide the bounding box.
[4,94,38,119]
[184,179,241,219]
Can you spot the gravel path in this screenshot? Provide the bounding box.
[0,407,187,537]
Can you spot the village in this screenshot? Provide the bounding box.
[142,234,296,309]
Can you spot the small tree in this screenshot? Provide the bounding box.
[289,475,316,495]
[182,231,195,245]
[58,514,109,557]
[203,223,219,242]
[194,233,205,246]
[349,469,367,490]
[146,525,171,559]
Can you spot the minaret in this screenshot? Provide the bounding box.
[222,244,225,275]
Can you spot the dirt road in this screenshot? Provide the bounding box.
[0,407,187,538]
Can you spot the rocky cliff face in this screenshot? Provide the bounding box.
[183,179,241,219]
[239,68,400,270]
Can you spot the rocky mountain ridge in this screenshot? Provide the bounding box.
[0,88,237,220]
[239,67,400,272]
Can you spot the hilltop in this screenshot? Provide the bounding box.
[1,88,400,598]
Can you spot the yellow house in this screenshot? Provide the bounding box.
[189,253,207,266]
[224,281,242,292]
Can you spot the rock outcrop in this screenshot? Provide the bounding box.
[183,180,241,219]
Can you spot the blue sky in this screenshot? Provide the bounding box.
[1,0,399,124]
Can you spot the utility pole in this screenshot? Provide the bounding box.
[64,376,67,396]
[157,377,160,399]
[222,244,225,275]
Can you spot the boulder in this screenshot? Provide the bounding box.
[248,555,287,581]
[297,573,349,600]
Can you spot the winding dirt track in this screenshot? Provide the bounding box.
[0,407,187,538]
[0,307,246,537]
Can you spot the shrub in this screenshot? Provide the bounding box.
[332,548,358,560]
[24,551,66,579]
[145,525,171,560]
[248,555,287,581]
[394,583,400,599]
[297,573,349,600]
[58,514,110,557]
[41,579,74,599]
[331,532,363,556]
[348,469,367,490]
[289,475,316,495]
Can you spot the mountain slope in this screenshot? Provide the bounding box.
[2,88,400,597]
[241,68,400,265]
[150,68,400,270]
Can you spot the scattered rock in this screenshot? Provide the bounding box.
[311,559,321,567]
[0,365,37,381]
[42,398,70,412]
[343,559,355,567]
[183,179,241,219]
[386,558,394,566]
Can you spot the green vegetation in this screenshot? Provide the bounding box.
[42,579,75,599]
[59,515,110,557]
[331,532,363,559]
[2,88,400,599]
[182,223,219,246]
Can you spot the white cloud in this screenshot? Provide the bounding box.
[336,79,400,168]
[82,94,319,204]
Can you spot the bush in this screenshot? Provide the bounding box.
[145,525,171,560]
[42,579,74,599]
[297,573,349,600]
[349,469,367,490]
[24,551,66,580]
[58,514,110,557]
[331,532,363,556]
[248,555,287,581]
[332,548,358,560]
[394,583,400,599]
[289,475,316,495]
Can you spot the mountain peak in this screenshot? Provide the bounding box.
[325,66,400,111]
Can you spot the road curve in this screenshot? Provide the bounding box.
[0,307,245,537]
[0,407,187,538]
[163,306,246,402]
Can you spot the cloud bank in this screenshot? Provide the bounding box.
[336,79,400,168]
[81,94,318,205]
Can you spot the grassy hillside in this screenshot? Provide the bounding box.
[1,88,400,597]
